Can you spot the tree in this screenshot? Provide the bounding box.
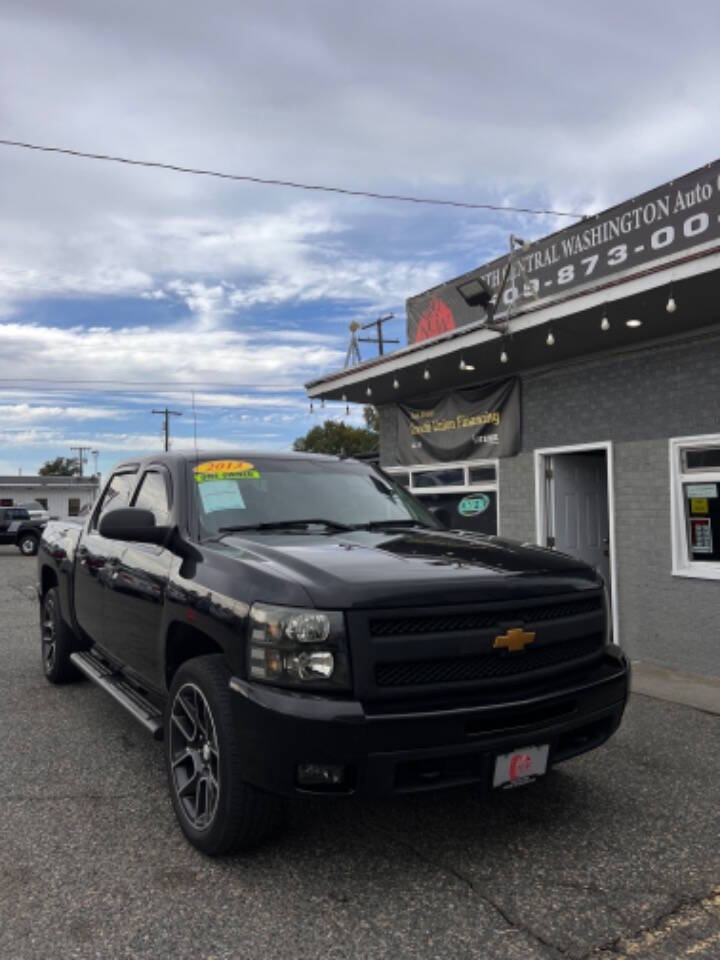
[293,416,378,457]
[363,405,379,432]
[38,456,79,476]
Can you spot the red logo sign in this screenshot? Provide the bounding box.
[415,296,455,342]
[509,753,532,781]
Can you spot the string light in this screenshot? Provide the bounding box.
[320,397,325,409]
[392,377,400,389]
[309,400,314,413]
[500,349,508,364]
[546,331,555,346]
[601,309,610,331]
[366,386,372,397]
[423,368,431,380]
[666,293,677,313]
[459,357,475,371]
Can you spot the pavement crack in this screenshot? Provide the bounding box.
[365,817,567,958]
[582,883,720,958]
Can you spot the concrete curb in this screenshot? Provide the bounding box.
[631,660,720,715]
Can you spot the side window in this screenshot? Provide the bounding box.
[133,471,171,526]
[68,498,80,517]
[93,472,138,529]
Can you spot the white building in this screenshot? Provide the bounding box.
[0,475,100,519]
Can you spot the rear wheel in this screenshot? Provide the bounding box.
[18,533,39,556]
[41,587,80,683]
[165,654,283,855]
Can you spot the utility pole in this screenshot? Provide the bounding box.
[152,408,183,452]
[358,314,398,357]
[70,445,90,478]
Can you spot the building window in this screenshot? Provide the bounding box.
[385,460,499,535]
[670,435,720,580]
[68,498,81,517]
[0,498,13,507]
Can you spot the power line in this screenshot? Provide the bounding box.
[70,445,91,477]
[152,407,183,451]
[0,138,585,219]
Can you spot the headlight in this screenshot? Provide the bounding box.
[247,603,351,691]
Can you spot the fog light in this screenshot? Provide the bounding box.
[297,763,345,786]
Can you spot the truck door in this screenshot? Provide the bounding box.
[102,467,174,690]
[75,470,138,649]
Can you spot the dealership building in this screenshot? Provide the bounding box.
[0,475,100,518]
[307,159,720,679]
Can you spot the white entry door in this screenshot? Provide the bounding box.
[551,451,610,587]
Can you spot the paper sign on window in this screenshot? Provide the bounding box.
[690,517,713,554]
[198,480,246,513]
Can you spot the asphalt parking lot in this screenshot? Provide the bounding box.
[1,546,719,960]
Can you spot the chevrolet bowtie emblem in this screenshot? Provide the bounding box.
[493,627,536,652]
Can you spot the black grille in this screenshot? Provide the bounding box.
[375,634,604,687]
[369,597,602,637]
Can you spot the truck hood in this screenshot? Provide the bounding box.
[208,527,601,608]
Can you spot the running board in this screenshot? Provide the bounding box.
[71,651,164,740]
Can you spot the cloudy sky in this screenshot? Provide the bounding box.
[1,0,719,476]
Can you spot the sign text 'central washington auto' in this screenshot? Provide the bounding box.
[407,159,720,342]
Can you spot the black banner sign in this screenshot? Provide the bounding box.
[388,378,520,465]
[407,158,720,343]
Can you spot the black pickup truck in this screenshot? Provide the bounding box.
[38,451,629,855]
[0,507,46,555]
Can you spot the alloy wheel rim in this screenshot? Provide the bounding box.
[21,539,35,555]
[169,682,220,831]
[41,596,56,673]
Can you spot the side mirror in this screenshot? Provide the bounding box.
[99,507,170,546]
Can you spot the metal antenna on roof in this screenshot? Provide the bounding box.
[344,321,363,368]
[484,234,539,335]
[191,391,199,461]
[357,314,398,357]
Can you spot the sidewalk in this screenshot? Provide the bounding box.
[631,661,720,715]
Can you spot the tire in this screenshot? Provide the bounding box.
[18,533,39,556]
[165,654,284,855]
[41,587,81,683]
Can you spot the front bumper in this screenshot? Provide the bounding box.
[229,648,630,798]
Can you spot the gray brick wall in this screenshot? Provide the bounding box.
[613,439,720,674]
[520,332,720,450]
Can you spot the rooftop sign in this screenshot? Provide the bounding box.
[407,159,720,343]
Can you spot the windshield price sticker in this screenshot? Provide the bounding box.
[198,480,246,513]
[194,460,260,482]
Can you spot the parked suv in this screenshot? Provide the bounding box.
[0,507,47,555]
[17,500,50,524]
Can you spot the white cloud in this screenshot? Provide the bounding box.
[0,320,344,389]
[0,404,126,423]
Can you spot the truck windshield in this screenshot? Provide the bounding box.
[191,457,438,538]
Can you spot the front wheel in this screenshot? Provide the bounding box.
[165,655,283,855]
[41,587,80,683]
[18,533,39,556]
